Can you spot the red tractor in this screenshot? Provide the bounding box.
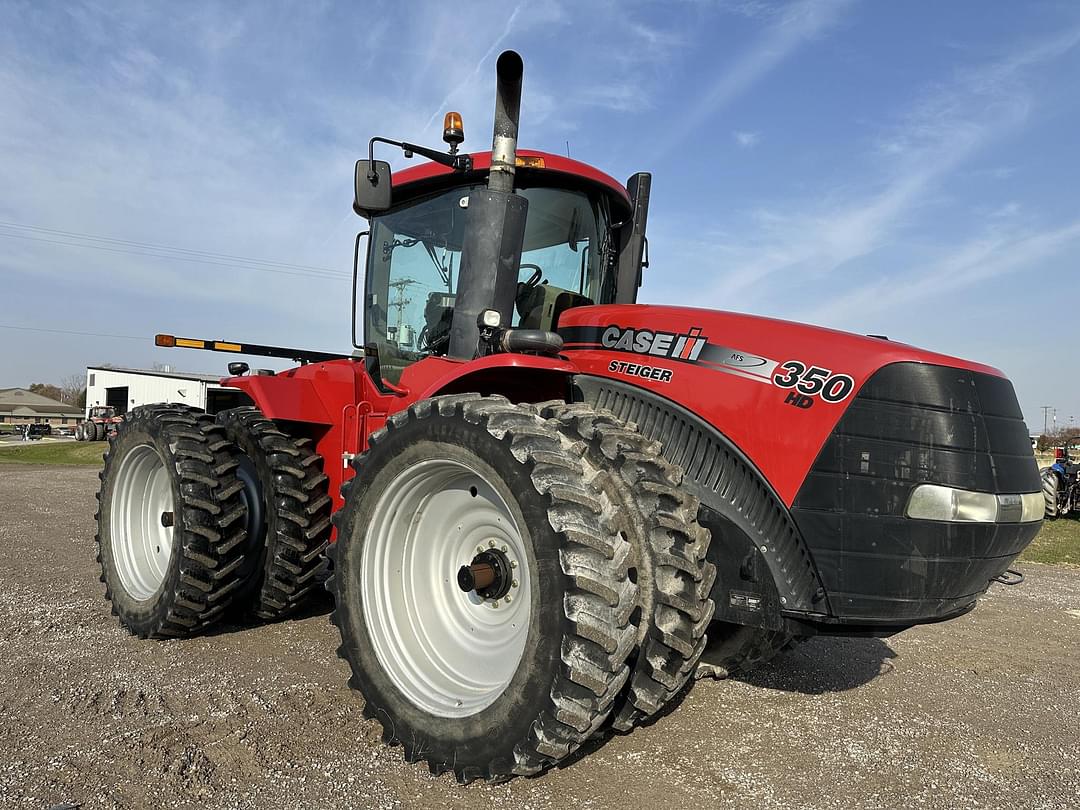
[95,52,1043,783]
[78,405,122,442]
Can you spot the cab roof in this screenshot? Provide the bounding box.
[390,149,633,216]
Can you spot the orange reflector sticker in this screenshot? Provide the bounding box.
[213,342,242,352]
[515,156,545,168]
[175,338,205,349]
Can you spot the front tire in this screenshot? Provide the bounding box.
[96,404,248,638]
[539,403,715,731]
[329,394,637,782]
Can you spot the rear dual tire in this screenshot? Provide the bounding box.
[95,404,249,637]
[97,404,331,637]
[215,407,332,619]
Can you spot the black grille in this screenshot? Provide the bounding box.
[794,363,1039,516]
[791,362,1040,622]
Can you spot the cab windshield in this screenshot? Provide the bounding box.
[364,184,613,380]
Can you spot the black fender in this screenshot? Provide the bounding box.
[571,375,830,627]
[418,355,575,405]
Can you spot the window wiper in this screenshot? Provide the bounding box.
[422,241,453,289]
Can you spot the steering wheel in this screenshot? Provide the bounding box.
[520,263,544,288]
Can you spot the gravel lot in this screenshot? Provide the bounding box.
[1,463,1078,809]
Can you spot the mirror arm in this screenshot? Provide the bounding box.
[367,136,473,177]
[400,142,473,172]
[367,137,402,180]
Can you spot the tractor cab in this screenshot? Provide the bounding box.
[352,54,649,382]
[362,153,632,381]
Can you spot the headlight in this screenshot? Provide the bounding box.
[477,309,502,328]
[1020,491,1045,523]
[906,484,1042,523]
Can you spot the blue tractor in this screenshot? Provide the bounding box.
[1041,443,1080,518]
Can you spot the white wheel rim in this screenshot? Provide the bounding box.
[362,458,531,718]
[110,444,176,601]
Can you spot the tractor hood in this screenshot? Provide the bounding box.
[557,303,1010,505]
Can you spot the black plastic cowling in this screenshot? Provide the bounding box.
[790,362,1041,624]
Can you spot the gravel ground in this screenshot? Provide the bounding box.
[1,463,1078,810]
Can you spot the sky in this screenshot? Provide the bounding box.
[1,0,1078,431]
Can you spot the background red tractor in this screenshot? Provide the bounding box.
[95,51,1043,783]
[77,405,122,442]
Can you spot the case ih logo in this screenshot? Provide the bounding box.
[560,323,854,403]
[600,326,707,361]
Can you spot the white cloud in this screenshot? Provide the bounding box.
[422,4,526,132]
[677,23,1080,307]
[806,217,1080,325]
[989,201,1022,219]
[655,0,854,155]
[733,130,760,147]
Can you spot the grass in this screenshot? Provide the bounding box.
[1020,517,1080,567]
[0,440,106,465]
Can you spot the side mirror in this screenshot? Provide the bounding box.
[354,159,392,216]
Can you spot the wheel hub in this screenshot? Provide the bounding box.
[457,547,513,600]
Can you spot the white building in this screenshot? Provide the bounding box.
[84,366,250,416]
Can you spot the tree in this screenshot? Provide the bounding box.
[60,373,85,405]
[28,382,63,402]
[1037,427,1080,452]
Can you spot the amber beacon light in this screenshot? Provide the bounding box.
[443,111,464,152]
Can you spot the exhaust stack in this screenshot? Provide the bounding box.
[447,50,530,359]
[488,50,523,194]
